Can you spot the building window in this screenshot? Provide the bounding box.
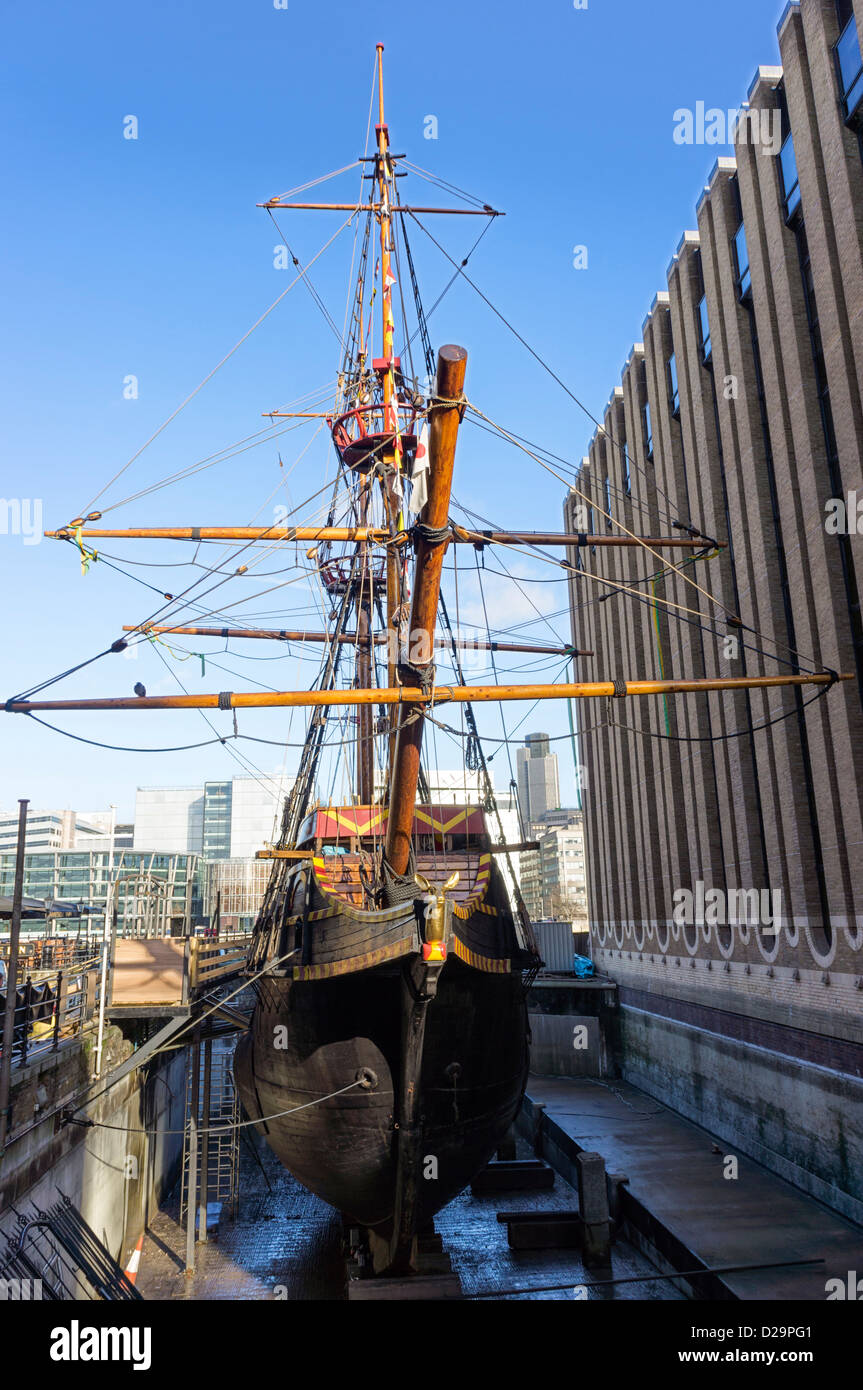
[733,221,752,302]
[667,353,680,417]
[623,444,632,494]
[604,476,613,527]
[697,295,712,365]
[642,400,653,459]
[835,9,863,126]
[778,133,802,221]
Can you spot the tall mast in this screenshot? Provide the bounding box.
[375,43,402,787]
[353,45,393,806]
[355,475,375,804]
[384,345,468,881]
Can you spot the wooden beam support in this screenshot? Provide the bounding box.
[255,849,313,860]
[257,202,501,215]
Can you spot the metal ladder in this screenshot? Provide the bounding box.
[180,1036,240,1228]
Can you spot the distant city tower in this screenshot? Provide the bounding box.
[516,732,560,830]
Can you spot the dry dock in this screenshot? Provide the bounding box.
[134,1125,683,1301]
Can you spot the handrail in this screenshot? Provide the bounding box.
[0,959,101,1070]
[1,933,253,1067]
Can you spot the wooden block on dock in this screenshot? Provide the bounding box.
[495,1210,583,1251]
[347,1272,462,1301]
[471,1159,555,1194]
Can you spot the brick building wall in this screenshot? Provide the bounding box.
[566,0,863,1221]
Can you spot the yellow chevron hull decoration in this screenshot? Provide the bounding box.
[452,936,510,973]
[452,852,492,917]
[293,934,416,981]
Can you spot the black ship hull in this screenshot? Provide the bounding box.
[233,806,538,1266]
[234,959,529,1232]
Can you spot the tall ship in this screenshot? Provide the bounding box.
[5,45,848,1279]
[231,51,542,1272]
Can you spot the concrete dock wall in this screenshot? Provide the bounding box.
[618,1003,863,1226]
[528,1015,609,1078]
[0,1026,186,1274]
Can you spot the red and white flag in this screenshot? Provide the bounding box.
[384,268,397,290]
[409,422,430,515]
[385,464,404,506]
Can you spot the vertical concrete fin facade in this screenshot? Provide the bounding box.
[567,0,863,1223]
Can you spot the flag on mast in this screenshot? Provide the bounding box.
[409,421,429,515]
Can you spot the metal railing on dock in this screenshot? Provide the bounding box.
[0,957,101,1070]
[0,935,104,973]
[0,925,253,1085]
[0,1192,141,1300]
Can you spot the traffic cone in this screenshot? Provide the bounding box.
[124,1231,144,1286]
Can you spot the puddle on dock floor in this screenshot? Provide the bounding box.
[435,1137,684,1302]
[137,1132,682,1301]
[137,1135,345,1300]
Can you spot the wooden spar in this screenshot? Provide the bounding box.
[47,525,718,549]
[50,526,396,541]
[387,343,464,878]
[5,673,850,714]
[256,203,501,215]
[255,849,312,860]
[121,624,592,657]
[452,530,721,550]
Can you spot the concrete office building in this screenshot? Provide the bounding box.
[0,808,120,854]
[0,849,200,934]
[516,733,561,830]
[566,0,863,1222]
[519,812,588,924]
[134,775,292,860]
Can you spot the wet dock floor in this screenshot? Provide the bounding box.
[136,1130,682,1301]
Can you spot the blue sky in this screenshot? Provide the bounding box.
[0,0,789,820]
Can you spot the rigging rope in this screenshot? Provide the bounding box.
[407,210,692,528]
[466,401,734,624]
[76,214,357,518]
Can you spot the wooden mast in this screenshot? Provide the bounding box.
[374,43,402,784]
[383,344,468,879]
[355,477,375,803]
